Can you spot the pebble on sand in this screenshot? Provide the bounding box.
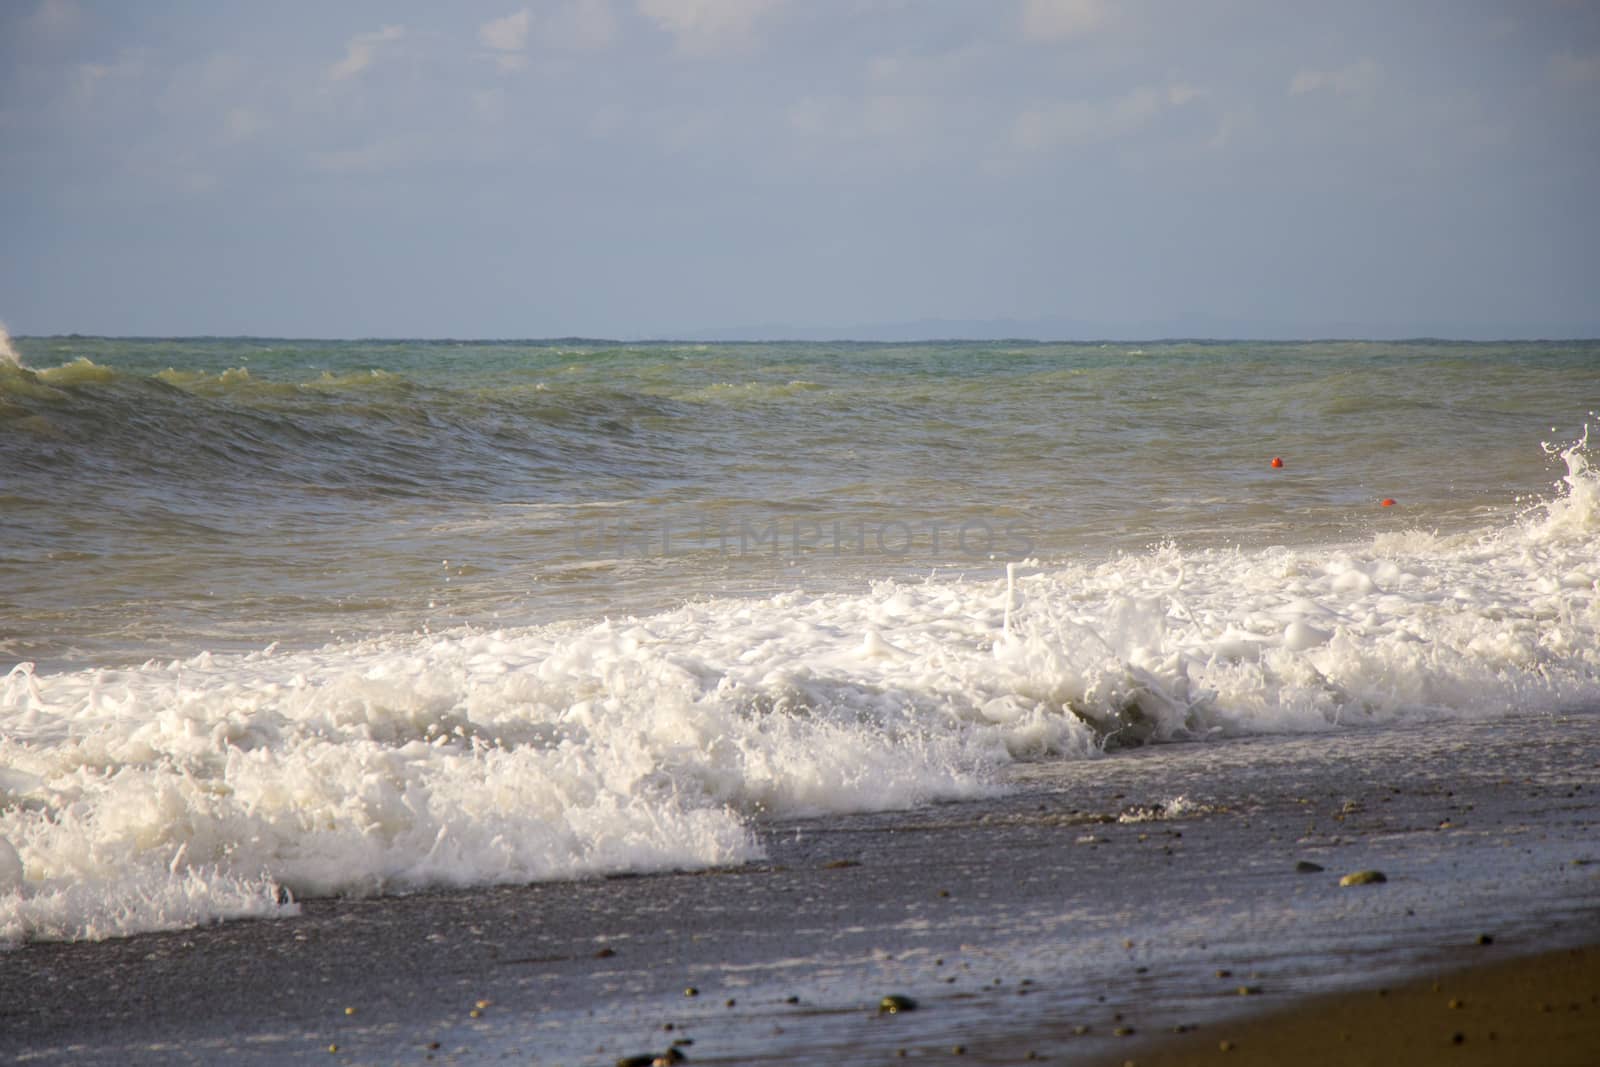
[1339,869,1388,886]
[1295,860,1325,873]
[879,994,918,1014]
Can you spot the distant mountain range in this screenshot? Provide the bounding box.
[672,315,1600,343]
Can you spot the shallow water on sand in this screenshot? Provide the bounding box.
[1,714,1595,1064]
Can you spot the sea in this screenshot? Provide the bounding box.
[2,331,1597,945]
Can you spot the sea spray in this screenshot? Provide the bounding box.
[0,321,20,367]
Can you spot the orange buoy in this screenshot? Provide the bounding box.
[1270,457,1283,468]
[1380,498,1396,507]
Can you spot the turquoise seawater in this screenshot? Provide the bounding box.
[2,338,1595,669]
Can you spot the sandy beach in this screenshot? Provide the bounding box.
[2,712,1596,1065]
[1090,942,1599,1067]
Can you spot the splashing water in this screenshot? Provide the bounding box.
[1,339,1597,944]
[0,322,20,367]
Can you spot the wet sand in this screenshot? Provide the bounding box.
[2,714,1597,1064]
[1088,942,1600,1067]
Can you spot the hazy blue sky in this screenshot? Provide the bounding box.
[2,1,1597,339]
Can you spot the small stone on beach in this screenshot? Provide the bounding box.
[1296,860,1324,873]
[1339,869,1387,886]
[880,994,918,1014]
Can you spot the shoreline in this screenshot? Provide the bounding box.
[2,714,1597,1064]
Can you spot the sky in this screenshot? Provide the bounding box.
[1,0,1598,340]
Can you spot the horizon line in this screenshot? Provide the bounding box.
[12,333,1600,345]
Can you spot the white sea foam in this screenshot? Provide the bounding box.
[2,440,1597,944]
[0,320,20,367]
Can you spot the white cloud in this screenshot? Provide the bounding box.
[1205,107,1250,152]
[222,106,266,143]
[654,109,717,152]
[157,52,253,118]
[867,44,987,90]
[1167,84,1203,107]
[479,9,531,53]
[471,88,508,124]
[587,104,626,138]
[178,170,218,194]
[478,4,613,68]
[787,96,833,138]
[72,48,145,108]
[789,93,939,143]
[1012,84,1200,151]
[1549,51,1600,87]
[27,0,83,37]
[1020,0,1111,42]
[309,134,426,174]
[637,0,785,55]
[327,25,405,81]
[546,0,618,51]
[1288,59,1381,97]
